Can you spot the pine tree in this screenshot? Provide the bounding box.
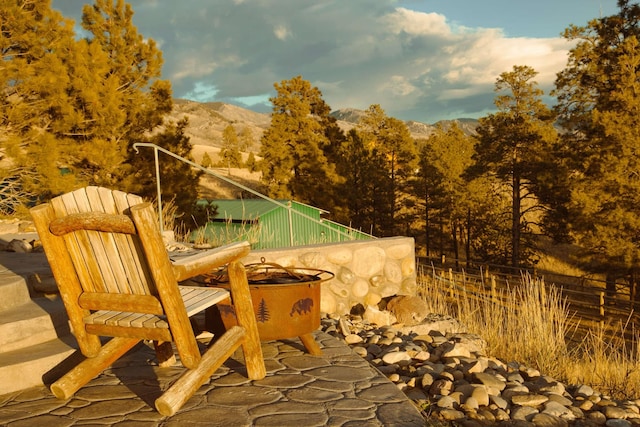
[80,0,173,188]
[332,129,385,234]
[553,1,640,293]
[245,152,257,172]
[201,152,213,168]
[414,124,475,262]
[238,126,254,152]
[0,0,80,204]
[1,0,179,208]
[259,76,339,209]
[470,66,557,267]
[221,125,242,169]
[356,104,417,236]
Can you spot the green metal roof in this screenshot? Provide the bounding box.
[204,199,328,222]
[211,199,280,221]
[193,198,374,249]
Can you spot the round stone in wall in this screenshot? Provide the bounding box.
[351,247,386,277]
[299,251,326,268]
[326,247,353,265]
[385,243,412,259]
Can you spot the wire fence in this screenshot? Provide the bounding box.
[416,257,640,336]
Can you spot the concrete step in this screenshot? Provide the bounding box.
[0,247,81,396]
[0,336,78,395]
[0,251,54,310]
[0,297,70,352]
[0,270,32,311]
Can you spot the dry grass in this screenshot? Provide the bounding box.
[191,219,263,247]
[534,235,600,279]
[566,319,640,399]
[418,268,640,399]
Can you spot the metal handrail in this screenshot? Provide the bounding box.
[132,142,369,243]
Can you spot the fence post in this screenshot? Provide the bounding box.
[491,276,496,303]
[599,291,605,327]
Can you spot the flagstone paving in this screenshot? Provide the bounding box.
[0,332,426,426]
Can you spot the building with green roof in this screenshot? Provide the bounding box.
[193,198,374,249]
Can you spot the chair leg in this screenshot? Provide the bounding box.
[226,261,266,380]
[51,337,139,400]
[155,325,246,417]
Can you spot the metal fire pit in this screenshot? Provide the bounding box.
[200,258,333,355]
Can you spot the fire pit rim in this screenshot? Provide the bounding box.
[200,258,334,286]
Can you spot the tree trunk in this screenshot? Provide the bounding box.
[465,208,471,269]
[512,172,521,268]
[439,217,444,264]
[631,269,639,307]
[425,192,431,258]
[451,219,459,270]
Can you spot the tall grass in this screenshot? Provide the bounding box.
[418,267,640,399]
[567,319,640,398]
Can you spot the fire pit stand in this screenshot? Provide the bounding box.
[198,259,333,355]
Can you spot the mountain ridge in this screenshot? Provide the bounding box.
[167,99,479,152]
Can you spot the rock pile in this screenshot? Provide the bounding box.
[321,313,640,426]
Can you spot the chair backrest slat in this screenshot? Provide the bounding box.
[50,191,106,293]
[109,188,156,294]
[92,187,154,295]
[83,187,133,294]
[50,187,155,296]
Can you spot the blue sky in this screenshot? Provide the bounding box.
[401,1,615,38]
[52,1,620,123]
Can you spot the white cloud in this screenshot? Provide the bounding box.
[273,25,291,41]
[380,75,420,97]
[51,0,577,122]
[382,8,451,37]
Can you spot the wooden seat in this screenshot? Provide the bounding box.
[30,186,265,416]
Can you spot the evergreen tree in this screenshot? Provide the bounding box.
[80,0,173,188]
[221,125,242,169]
[553,0,640,294]
[259,76,339,209]
[356,104,417,236]
[238,126,253,152]
[470,65,557,267]
[201,152,213,168]
[0,0,80,204]
[245,152,257,172]
[332,129,385,234]
[414,124,475,262]
[0,0,199,220]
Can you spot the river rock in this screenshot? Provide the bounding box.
[386,295,429,325]
[322,313,640,427]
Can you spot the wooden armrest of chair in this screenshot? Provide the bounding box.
[171,241,250,282]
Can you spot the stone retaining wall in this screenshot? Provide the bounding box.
[242,236,416,316]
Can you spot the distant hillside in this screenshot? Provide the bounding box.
[167,99,270,154]
[330,108,478,140]
[165,100,479,160]
[160,100,480,203]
